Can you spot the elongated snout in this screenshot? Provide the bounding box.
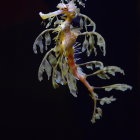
[39,10,63,20]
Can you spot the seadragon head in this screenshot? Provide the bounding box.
[39,0,86,20]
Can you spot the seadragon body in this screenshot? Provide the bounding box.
[33,0,132,123]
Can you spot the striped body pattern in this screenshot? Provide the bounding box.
[33,0,132,123]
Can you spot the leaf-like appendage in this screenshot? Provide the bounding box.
[61,59,69,81]
[93,66,124,79]
[48,54,57,67]
[91,107,102,123]
[96,34,106,56]
[38,59,52,81]
[86,64,93,70]
[102,84,132,92]
[67,73,78,97]
[46,17,55,28]
[44,60,52,80]
[78,13,96,32]
[106,66,124,76]
[100,96,116,105]
[55,70,65,85]
[46,22,51,29]
[80,17,84,29]
[79,31,106,57]
[93,61,104,69]
[78,0,86,7]
[82,36,89,52]
[89,35,97,56]
[52,74,59,89]
[38,66,44,81]
[54,19,62,27]
[78,61,104,72]
[33,36,43,54]
[45,32,51,45]
[97,72,110,79]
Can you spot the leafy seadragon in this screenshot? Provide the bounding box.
[33,0,132,123]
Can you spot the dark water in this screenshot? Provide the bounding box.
[0,0,139,140]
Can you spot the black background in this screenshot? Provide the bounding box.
[0,0,139,139]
